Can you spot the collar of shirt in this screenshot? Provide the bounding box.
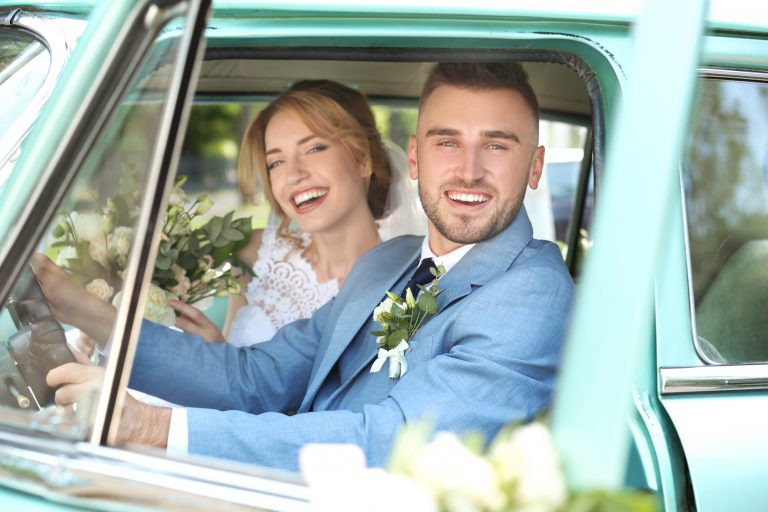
[419,236,475,274]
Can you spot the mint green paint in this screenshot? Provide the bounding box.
[656,187,701,367]
[551,0,707,489]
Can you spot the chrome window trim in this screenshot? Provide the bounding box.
[682,67,768,366]
[660,364,768,394]
[0,430,310,510]
[0,10,82,169]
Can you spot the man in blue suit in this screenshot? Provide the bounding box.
[49,62,573,471]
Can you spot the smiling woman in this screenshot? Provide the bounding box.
[170,79,422,347]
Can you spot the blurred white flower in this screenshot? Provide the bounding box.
[197,255,214,270]
[169,263,191,299]
[85,279,114,302]
[108,226,133,260]
[70,212,104,242]
[55,246,78,268]
[89,238,108,266]
[167,186,189,207]
[373,297,404,322]
[300,444,437,512]
[409,432,504,511]
[490,423,566,511]
[143,283,177,326]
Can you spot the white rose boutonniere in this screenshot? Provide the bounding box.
[370,264,445,379]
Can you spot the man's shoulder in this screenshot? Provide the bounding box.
[361,234,423,262]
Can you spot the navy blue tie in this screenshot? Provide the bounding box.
[401,257,435,299]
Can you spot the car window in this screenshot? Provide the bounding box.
[0,28,50,180]
[0,12,192,438]
[684,76,768,364]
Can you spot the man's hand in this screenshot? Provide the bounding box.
[47,361,171,449]
[31,254,117,346]
[170,299,225,343]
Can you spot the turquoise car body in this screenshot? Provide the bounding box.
[0,0,766,510]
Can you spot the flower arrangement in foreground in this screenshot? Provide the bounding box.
[48,167,253,325]
[300,421,658,512]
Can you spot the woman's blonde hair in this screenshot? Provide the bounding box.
[238,80,391,237]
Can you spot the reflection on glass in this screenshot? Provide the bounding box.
[0,19,185,438]
[686,78,768,363]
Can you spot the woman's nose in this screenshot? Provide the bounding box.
[285,158,310,184]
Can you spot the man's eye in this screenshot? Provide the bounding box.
[487,143,508,151]
[438,140,458,148]
[266,160,283,171]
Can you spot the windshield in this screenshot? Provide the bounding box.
[0,29,50,177]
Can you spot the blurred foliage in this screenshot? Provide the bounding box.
[685,80,768,302]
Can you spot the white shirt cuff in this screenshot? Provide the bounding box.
[167,408,189,456]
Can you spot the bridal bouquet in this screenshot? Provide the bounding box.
[300,421,658,512]
[49,167,252,325]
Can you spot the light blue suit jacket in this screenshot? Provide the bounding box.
[130,208,573,471]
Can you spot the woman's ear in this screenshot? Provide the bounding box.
[407,135,418,180]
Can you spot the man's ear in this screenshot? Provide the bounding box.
[528,146,545,189]
[407,135,418,180]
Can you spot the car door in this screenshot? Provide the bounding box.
[0,1,312,510]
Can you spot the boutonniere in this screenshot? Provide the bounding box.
[370,264,446,379]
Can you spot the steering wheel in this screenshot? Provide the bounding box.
[4,266,76,409]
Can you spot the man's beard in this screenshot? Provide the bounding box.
[418,180,523,244]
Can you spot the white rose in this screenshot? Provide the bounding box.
[373,297,405,322]
[197,255,214,271]
[89,238,108,266]
[108,226,133,259]
[143,284,177,326]
[55,246,78,268]
[409,432,504,510]
[490,423,566,510]
[85,279,114,302]
[70,212,104,242]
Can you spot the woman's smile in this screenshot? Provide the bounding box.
[291,186,329,213]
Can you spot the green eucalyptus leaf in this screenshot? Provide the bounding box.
[417,293,438,314]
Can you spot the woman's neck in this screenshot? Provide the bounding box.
[305,211,380,285]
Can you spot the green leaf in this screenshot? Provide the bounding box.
[386,329,409,348]
[155,255,172,270]
[417,293,438,314]
[207,216,224,241]
[221,227,245,241]
[371,330,387,337]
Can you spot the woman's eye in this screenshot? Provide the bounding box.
[307,144,328,154]
[266,160,283,172]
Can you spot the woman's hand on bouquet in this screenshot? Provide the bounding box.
[169,299,225,343]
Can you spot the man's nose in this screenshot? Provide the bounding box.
[456,146,486,182]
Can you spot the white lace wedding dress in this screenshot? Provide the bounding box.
[227,228,339,347]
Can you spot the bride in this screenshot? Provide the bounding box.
[171,79,425,346]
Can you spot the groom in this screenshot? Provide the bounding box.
[50,61,574,470]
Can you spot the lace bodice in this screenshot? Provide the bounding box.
[227,228,339,347]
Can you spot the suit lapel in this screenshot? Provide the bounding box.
[300,240,422,410]
[327,208,536,399]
